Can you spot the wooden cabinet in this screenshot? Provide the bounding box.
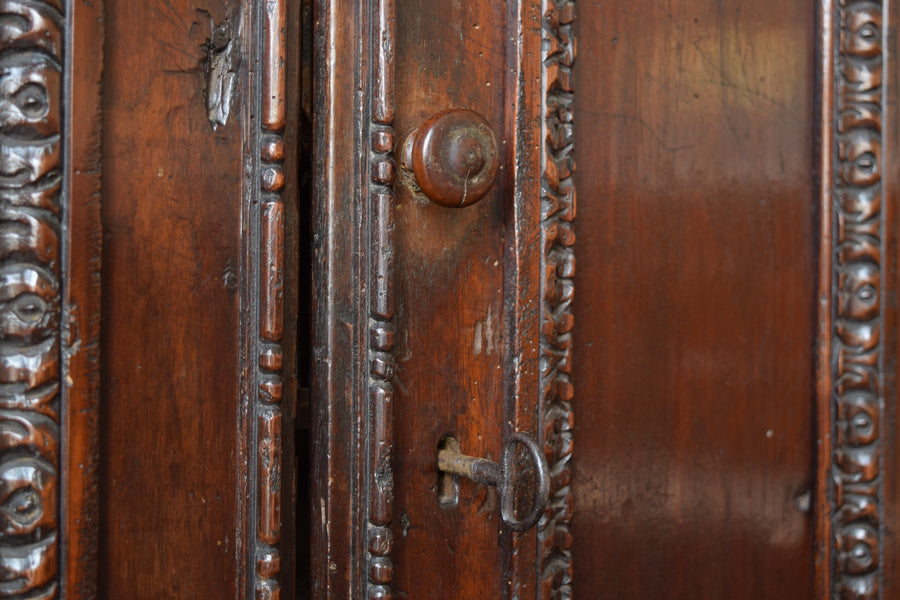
[2,0,897,598]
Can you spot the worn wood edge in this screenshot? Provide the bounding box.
[822,0,887,597]
[816,0,836,596]
[364,0,397,598]
[536,0,576,598]
[62,0,104,597]
[503,0,543,597]
[882,0,899,593]
[309,0,366,596]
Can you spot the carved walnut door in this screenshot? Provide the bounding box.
[5,0,899,599]
[313,0,900,599]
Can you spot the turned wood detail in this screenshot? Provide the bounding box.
[366,0,396,597]
[0,1,64,597]
[829,1,885,598]
[538,0,576,598]
[255,1,288,598]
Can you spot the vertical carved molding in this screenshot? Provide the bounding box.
[538,1,575,598]
[830,0,885,597]
[366,1,396,598]
[255,0,287,598]
[0,1,63,597]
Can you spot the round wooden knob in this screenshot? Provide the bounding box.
[402,109,499,208]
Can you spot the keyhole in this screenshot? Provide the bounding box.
[437,436,460,509]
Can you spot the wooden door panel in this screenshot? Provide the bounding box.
[312,0,565,597]
[97,0,299,597]
[313,1,900,600]
[99,0,243,594]
[391,1,512,598]
[571,1,816,597]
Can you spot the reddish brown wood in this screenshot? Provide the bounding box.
[314,1,900,599]
[252,2,299,598]
[310,0,364,596]
[506,0,544,596]
[65,0,105,596]
[884,2,900,596]
[0,2,69,597]
[537,1,576,597]
[100,0,241,592]
[402,108,499,208]
[817,1,888,597]
[390,1,510,598]
[571,1,817,598]
[815,2,836,595]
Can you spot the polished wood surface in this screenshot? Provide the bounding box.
[66,0,105,595]
[571,1,816,597]
[97,0,300,596]
[391,1,509,597]
[0,1,103,596]
[99,0,243,595]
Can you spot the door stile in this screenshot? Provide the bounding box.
[815,0,835,596]
[502,0,543,596]
[817,0,889,598]
[310,0,370,596]
[313,0,579,596]
[63,0,104,596]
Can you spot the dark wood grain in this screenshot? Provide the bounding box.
[310,1,900,598]
[65,0,104,595]
[99,0,243,596]
[312,0,549,597]
[366,1,397,596]
[310,0,364,596]
[571,1,817,598]
[390,1,509,598]
[251,0,300,597]
[506,0,543,596]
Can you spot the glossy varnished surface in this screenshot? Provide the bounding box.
[571,2,816,597]
[99,0,242,595]
[391,1,508,597]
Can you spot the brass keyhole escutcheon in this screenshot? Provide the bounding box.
[401,108,499,208]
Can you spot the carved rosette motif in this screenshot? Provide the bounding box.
[0,1,63,598]
[832,1,884,598]
[366,1,396,598]
[538,1,575,598]
[255,0,287,598]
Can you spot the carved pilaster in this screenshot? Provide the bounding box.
[539,1,576,598]
[830,1,885,598]
[0,1,64,597]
